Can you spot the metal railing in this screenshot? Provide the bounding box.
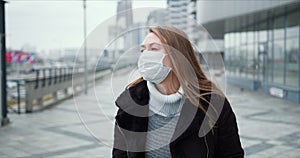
[7,65,111,113]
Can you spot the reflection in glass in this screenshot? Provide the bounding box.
[240,45,247,78]
[273,16,285,40]
[224,6,300,90]
[247,44,255,79]
[258,22,267,43]
[287,10,300,38]
[273,39,284,84]
[267,42,273,83]
[286,38,299,86]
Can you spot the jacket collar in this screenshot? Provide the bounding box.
[115,80,208,145]
[115,80,150,117]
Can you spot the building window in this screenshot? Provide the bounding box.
[285,10,299,87]
[272,15,285,85]
[273,39,285,84]
[286,37,299,86]
[286,11,299,38]
[274,16,285,40]
[224,3,300,90]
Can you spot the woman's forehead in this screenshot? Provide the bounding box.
[142,33,162,45]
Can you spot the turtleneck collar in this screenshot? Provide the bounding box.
[147,81,184,117]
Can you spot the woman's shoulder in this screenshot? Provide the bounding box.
[115,79,149,110]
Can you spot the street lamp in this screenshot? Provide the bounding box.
[1,0,9,126]
[83,0,88,94]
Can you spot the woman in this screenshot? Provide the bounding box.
[113,26,244,158]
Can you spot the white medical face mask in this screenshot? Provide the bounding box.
[138,50,172,84]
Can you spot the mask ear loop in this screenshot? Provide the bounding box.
[164,53,181,94]
[160,53,168,64]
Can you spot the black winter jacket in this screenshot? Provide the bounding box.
[113,80,244,158]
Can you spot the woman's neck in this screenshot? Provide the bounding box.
[155,72,180,95]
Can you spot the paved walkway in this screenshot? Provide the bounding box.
[1,69,300,157]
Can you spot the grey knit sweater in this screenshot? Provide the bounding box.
[145,81,184,158]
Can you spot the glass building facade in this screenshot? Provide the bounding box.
[224,2,300,103]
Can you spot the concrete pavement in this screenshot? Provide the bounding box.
[0,69,300,157]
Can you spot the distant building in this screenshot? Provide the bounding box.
[147,9,168,26]
[167,0,189,33]
[166,0,198,43]
[107,0,134,63]
[196,0,300,103]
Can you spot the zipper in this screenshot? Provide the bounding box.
[204,132,209,158]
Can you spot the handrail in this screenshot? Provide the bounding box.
[7,65,113,113]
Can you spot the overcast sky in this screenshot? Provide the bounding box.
[5,0,166,53]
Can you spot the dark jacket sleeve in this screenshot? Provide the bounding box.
[215,99,244,158]
[112,109,128,158]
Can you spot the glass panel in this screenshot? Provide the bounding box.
[273,39,284,84]
[230,33,234,47]
[273,16,285,40]
[286,37,299,86]
[241,30,247,44]
[267,41,273,82]
[224,34,229,48]
[225,33,233,76]
[254,41,259,80]
[234,33,240,77]
[247,31,254,44]
[257,42,267,81]
[259,22,268,42]
[268,19,273,42]
[233,47,239,77]
[231,33,235,47]
[287,10,300,38]
[247,43,255,79]
[248,23,254,44]
[225,47,231,74]
[232,32,236,47]
[240,45,247,78]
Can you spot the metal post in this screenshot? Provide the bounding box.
[17,80,20,114]
[35,70,39,89]
[48,68,52,85]
[42,69,46,87]
[83,0,88,94]
[54,68,57,84]
[0,0,9,126]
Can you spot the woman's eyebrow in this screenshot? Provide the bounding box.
[140,42,162,48]
[149,43,162,47]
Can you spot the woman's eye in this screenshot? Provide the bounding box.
[140,49,144,53]
[151,48,158,51]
